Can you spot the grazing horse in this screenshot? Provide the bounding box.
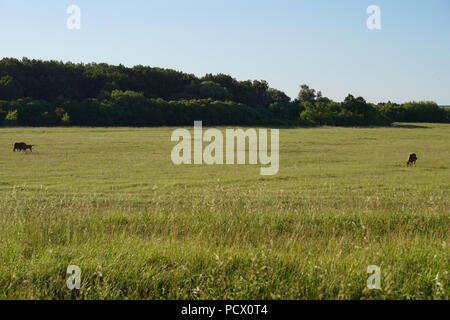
[13,142,27,152]
[13,142,34,152]
[406,153,418,167]
[24,144,34,152]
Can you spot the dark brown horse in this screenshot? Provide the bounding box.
[13,142,27,152]
[23,144,34,152]
[406,153,418,167]
[13,142,34,152]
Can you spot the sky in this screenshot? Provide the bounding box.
[0,0,449,104]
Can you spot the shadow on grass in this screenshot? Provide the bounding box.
[390,123,431,129]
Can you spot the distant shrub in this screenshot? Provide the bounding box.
[4,109,18,126]
[62,112,70,126]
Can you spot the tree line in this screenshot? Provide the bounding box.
[0,57,449,127]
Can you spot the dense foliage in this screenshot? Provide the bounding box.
[0,57,448,127]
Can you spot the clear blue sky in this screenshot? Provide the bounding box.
[0,0,449,104]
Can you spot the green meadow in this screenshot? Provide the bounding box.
[0,123,448,300]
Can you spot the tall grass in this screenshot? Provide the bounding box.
[0,124,448,299]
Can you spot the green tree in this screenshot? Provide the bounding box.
[179,81,232,100]
[4,109,18,126]
[267,88,291,104]
[62,112,70,126]
[0,76,24,100]
[297,84,317,104]
[300,101,335,126]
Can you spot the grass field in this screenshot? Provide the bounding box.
[0,123,448,300]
